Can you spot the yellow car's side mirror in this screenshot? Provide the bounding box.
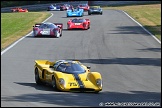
[87,66,91,69]
[49,66,53,68]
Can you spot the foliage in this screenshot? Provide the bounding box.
[1,1,69,8]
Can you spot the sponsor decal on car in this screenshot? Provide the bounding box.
[40,31,50,35]
[75,23,81,25]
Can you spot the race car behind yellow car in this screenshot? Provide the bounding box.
[34,60,102,93]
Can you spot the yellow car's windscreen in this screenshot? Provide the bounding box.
[55,62,86,74]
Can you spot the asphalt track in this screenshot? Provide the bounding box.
[1,10,161,107]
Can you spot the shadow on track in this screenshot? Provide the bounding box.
[67,57,161,67]
[2,82,161,107]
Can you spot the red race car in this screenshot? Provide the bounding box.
[67,18,90,30]
[11,7,28,12]
[33,22,63,38]
[77,4,90,11]
[60,4,71,11]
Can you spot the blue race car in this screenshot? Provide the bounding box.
[66,8,84,17]
[47,4,61,11]
[88,6,103,15]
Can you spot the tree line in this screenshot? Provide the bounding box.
[1,1,71,8]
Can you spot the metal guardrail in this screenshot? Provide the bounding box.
[1,1,88,13]
[1,1,160,13]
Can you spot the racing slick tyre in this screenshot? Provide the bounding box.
[55,31,61,38]
[94,91,100,94]
[52,76,58,90]
[33,31,37,37]
[35,68,42,85]
[60,8,64,11]
[60,30,62,37]
[88,24,90,29]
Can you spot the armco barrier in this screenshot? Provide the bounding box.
[1,1,88,13]
[1,1,160,13]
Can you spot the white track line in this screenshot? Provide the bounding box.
[1,13,53,55]
[123,11,161,44]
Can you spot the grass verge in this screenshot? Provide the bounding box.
[1,12,51,50]
[1,4,161,51]
[103,4,161,41]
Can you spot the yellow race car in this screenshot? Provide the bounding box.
[34,60,102,93]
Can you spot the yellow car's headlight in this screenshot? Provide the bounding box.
[96,79,102,87]
[59,78,65,85]
[59,78,66,88]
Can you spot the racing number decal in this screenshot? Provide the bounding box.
[68,82,77,86]
[74,23,81,25]
[40,31,49,34]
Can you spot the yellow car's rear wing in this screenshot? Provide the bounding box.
[35,60,55,66]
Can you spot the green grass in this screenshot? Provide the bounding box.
[1,12,51,50]
[103,4,161,41]
[1,4,161,50]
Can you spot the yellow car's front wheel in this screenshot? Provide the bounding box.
[35,68,42,85]
[52,76,58,90]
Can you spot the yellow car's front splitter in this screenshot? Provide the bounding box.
[56,72,102,92]
[58,80,102,92]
